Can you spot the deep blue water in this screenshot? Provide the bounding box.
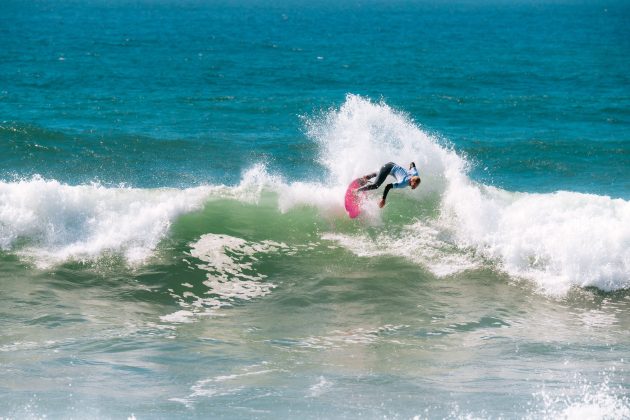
[1,1,629,418]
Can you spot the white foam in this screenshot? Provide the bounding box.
[276,181,346,216]
[163,233,293,323]
[0,169,278,267]
[188,234,290,303]
[159,310,195,324]
[323,220,479,277]
[556,393,630,420]
[533,378,630,420]
[0,176,214,267]
[443,181,630,295]
[272,94,466,218]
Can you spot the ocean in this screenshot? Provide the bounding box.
[1,0,629,418]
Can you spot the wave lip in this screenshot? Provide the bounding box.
[445,180,630,295]
[305,93,466,196]
[0,176,212,267]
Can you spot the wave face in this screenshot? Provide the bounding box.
[1,95,628,296]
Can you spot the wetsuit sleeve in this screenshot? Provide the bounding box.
[382,183,393,200]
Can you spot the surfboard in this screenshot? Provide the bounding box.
[344,177,368,218]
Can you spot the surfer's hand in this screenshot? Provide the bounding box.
[378,199,386,208]
[410,162,416,169]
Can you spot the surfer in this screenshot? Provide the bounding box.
[357,162,420,208]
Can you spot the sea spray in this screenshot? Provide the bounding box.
[305,94,463,195]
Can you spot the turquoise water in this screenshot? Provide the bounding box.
[1,1,629,418]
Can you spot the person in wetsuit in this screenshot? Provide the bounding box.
[357,162,421,208]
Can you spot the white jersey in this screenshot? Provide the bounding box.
[390,164,418,189]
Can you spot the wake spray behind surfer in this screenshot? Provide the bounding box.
[357,162,421,208]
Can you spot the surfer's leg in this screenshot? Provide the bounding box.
[373,162,395,186]
[358,182,379,191]
[358,162,394,191]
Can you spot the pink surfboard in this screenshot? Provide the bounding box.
[344,178,367,218]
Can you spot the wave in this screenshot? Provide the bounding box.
[299,94,630,296]
[0,171,269,268]
[1,95,628,296]
[0,177,203,267]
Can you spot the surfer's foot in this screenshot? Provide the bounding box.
[362,172,377,182]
